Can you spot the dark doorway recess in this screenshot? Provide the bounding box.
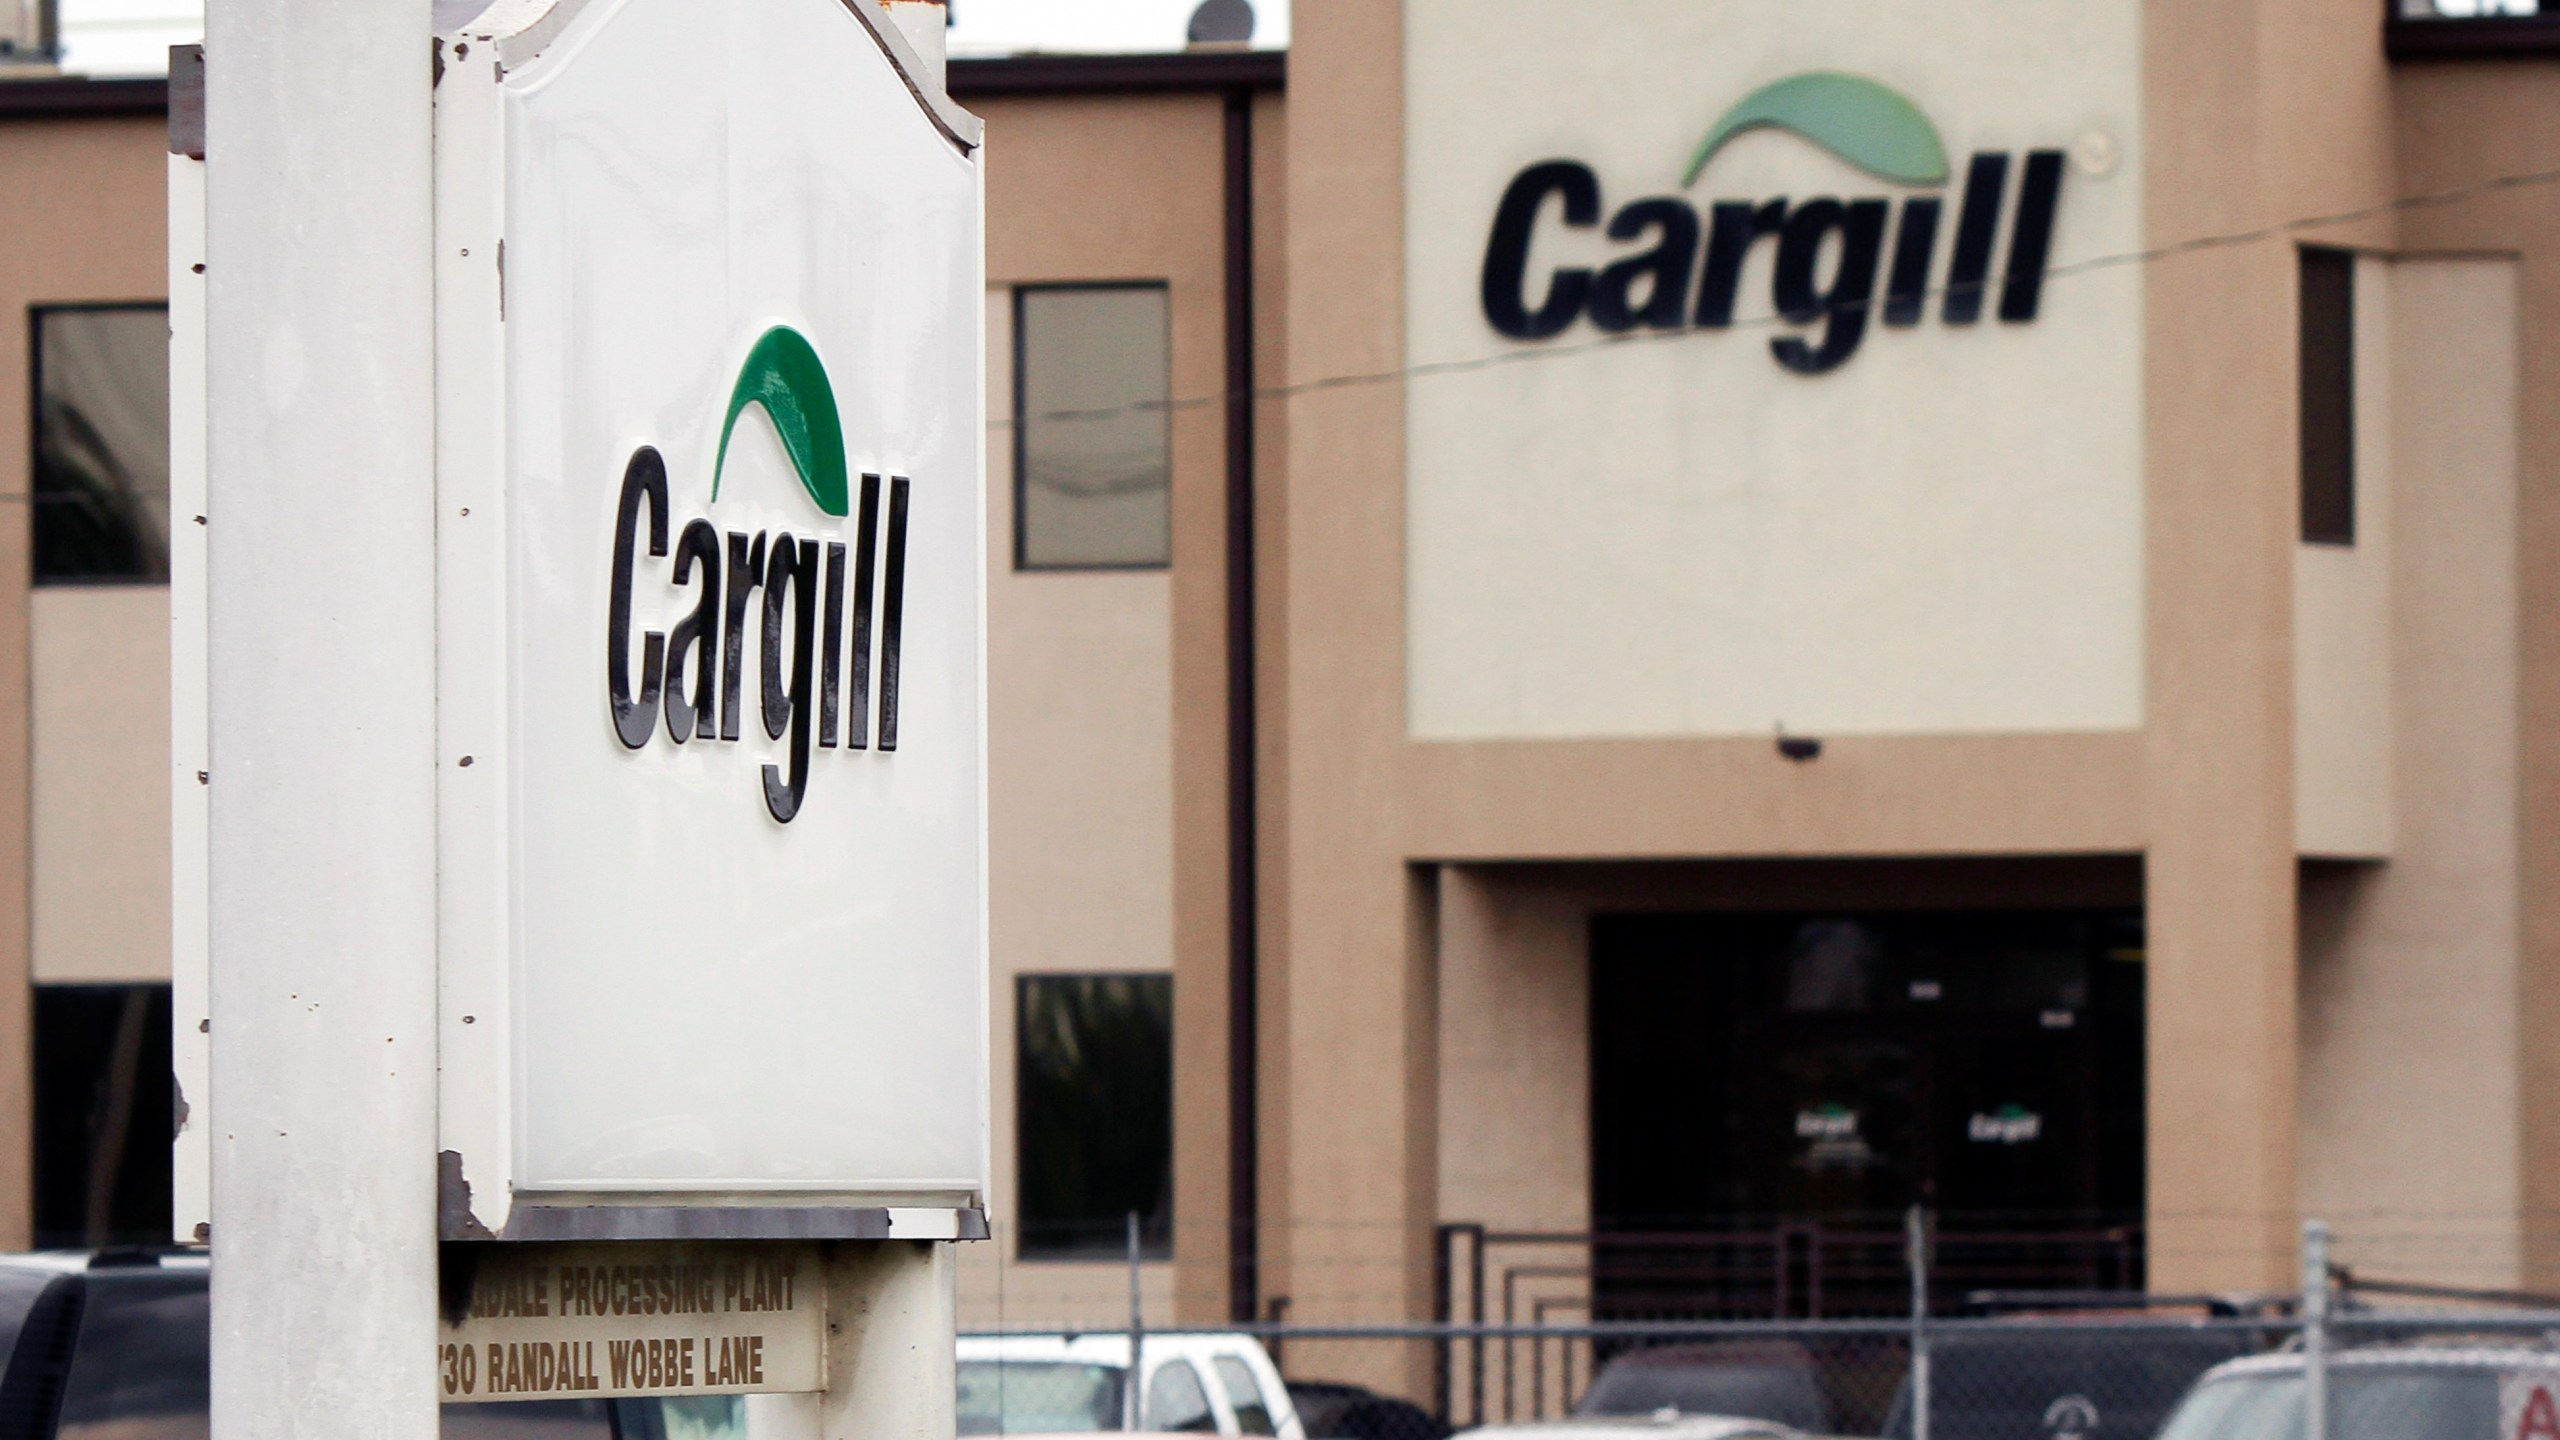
[1590,909,2144,1318]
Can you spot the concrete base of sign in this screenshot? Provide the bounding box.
[745,1242,957,1440]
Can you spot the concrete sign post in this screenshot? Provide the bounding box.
[189,1,985,1434]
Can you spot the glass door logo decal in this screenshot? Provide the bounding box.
[1479,72,2068,373]
[606,325,910,824]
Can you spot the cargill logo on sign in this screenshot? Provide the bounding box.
[605,324,912,825]
[1478,72,2067,372]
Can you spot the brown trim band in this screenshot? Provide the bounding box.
[949,50,1284,97]
[0,50,1282,126]
[0,75,166,119]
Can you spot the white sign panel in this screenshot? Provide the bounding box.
[434,0,986,1222]
[1404,0,2144,740]
[440,1243,823,1402]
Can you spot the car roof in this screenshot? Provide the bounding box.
[958,1332,1270,1367]
[0,1250,206,1277]
[1454,1416,1798,1440]
[2206,1346,2560,1381]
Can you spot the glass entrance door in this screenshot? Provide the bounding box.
[1590,908,2143,1317]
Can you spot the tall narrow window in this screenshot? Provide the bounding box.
[1013,284,1171,570]
[32,982,172,1248]
[1015,973,1172,1258]
[33,304,171,583]
[2299,247,2355,546]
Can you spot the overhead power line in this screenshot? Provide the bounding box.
[992,158,2560,432]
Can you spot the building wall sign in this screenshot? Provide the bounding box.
[1406,0,2144,741]
[432,0,987,1226]
[1478,73,2067,374]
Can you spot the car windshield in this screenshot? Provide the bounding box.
[958,1359,1125,1435]
[1575,1349,1827,1431]
[2154,1369,2500,1440]
[1882,1329,2257,1440]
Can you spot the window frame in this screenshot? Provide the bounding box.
[29,299,175,589]
[2384,0,2560,57]
[1009,280,1175,574]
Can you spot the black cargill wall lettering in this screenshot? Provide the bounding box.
[1479,161,1601,339]
[663,519,722,742]
[607,448,669,751]
[819,541,846,748]
[878,477,911,753]
[846,474,882,751]
[1589,197,1702,333]
[1770,197,1889,375]
[1998,149,2066,323]
[1943,152,2009,325]
[1883,196,1942,327]
[1694,198,1788,328]
[719,531,767,742]
[762,536,818,823]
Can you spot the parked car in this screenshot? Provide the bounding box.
[958,1332,1305,1439]
[0,1249,736,1439]
[1572,1341,1839,1434]
[1449,1413,1804,1440]
[2155,1344,2560,1440]
[1286,1379,1453,1440]
[1880,1322,2261,1440]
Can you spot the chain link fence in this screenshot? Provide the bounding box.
[963,1215,2560,1440]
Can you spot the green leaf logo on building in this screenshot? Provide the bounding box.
[608,323,915,824]
[1479,70,2067,372]
[713,325,851,517]
[1684,72,1950,188]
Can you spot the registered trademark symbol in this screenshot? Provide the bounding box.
[2073,130,2119,178]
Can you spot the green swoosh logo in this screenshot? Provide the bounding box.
[712,325,850,517]
[1684,72,1949,188]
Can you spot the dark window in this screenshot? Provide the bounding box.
[2299,247,2355,546]
[1015,973,1172,1259]
[2398,0,2540,16]
[1213,1357,1277,1438]
[33,984,173,1250]
[32,305,170,584]
[1147,1360,1219,1433]
[1012,284,1171,570]
[2386,0,2560,58]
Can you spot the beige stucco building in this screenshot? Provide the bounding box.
[0,0,2552,1406]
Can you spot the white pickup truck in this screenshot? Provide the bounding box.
[958,1332,1306,1440]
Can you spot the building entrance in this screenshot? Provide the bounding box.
[1590,909,2144,1316]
